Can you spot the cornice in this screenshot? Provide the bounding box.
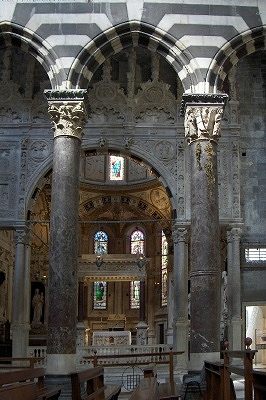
[180,93,228,116]
[44,89,87,102]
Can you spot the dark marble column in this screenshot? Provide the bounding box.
[44,89,87,374]
[139,280,146,322]
[181,94,227,369]
[77,281,85,323]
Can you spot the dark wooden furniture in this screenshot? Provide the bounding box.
[253,369,266,400]
[0,367,61,400]
[70,366,121,400]
[158,381,180,400]
[129,377,159,400]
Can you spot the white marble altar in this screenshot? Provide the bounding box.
[92,330,131,346]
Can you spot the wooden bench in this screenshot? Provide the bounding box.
[158,381,180,400]
[253,370,266,400]
[70,366,121,400]
[0,367,61,400]
[129,377,159,400]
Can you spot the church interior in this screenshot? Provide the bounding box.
[0,1,265,398]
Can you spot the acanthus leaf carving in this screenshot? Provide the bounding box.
[47,102,87,139]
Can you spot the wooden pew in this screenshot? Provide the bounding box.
[253,370,266,400]
[0,367,61,399]
[0,382,38,400]
[70,366,121,400]
[129,377,159,400]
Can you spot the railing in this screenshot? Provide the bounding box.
[81,348,183,385]
[27,346,47,366]
[0,357,44,369]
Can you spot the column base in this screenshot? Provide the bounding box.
[11,322,30,358]
[189,352,220,371]
[46,354,77,375]
[136,321,148,345]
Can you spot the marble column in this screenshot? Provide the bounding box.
[44,89,87,375]
[12,227,31,357]
[227,227,243,349]
[166,270,174,345]
[172,224,188,369]
[136,279,148,345]
[181,93,227,370]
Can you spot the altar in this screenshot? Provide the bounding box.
[92,330,131,346]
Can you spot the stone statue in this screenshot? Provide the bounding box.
[32,288,44,326]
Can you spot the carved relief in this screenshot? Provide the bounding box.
[185,106,224,144]
[47,102,87,139]
[29,141,50,162]
[150,188,169,210]
[88,60,127,123]
[155,141,175,161]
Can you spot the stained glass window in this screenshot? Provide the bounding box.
[93,281,107,310]
[161,231,168,307]
[109,156,124,181]
[130,230,144,255]
[130,281,140,309]
[94,231,108,255]
[93,231,108,310]
[130,229,145,309]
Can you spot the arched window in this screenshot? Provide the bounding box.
[93,231,108,309]
[130,230,144,255]
[161,231,168,307]
[130,229,145,309]
[109,155,124,181]
[94,230,108,255]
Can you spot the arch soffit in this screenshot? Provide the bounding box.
[67,21,201,93]
[25,146,176,220]
[0,21,66,89]
[206,25,266,93]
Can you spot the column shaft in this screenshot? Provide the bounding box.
[12,228,30,357]
[172,226,188,367]
[44,89,87,374]
[181,93,228,369]
[227,227,242,349]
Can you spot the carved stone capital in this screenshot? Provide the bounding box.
[180,93,228,144]
[44,90,87,140]
[227,227,242,243]
[172,224,188,244]
[14,228,27,245]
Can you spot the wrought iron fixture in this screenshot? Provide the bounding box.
[136,253,147,270]
[96,255,104,269]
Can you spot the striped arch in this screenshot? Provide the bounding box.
[68,21,201,93]
[0,21,66,89]
[207,25,266,93]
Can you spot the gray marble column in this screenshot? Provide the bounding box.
[12,228,30,357]
[166,270,174,344]
[136,279,148,345]
[44,89,87,375]
[172,224,188,368]
[227,227,243,349]
[181,94,227,369]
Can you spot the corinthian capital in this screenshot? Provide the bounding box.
[227,227,242,243]
[180,93,228,144]
[44,89,87,140]
[172,223,188,244]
